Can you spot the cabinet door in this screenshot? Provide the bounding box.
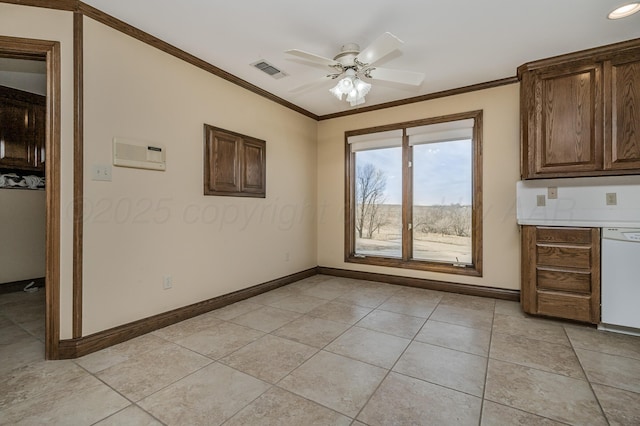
[0,98,39,170]
[604,49,640,170]
[240,137,266,196]
[205,128,242,194]
[523,64,603,178]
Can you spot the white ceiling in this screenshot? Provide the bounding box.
[0,58,47,95]
[82,0,640,117]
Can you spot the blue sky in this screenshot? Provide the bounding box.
[356,139,472,205]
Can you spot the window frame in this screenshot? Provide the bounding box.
[344,110,483,276]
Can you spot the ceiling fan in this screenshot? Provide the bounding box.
[285,32,425,107]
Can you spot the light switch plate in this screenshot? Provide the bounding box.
[548,187,558,199]
[606,192,617,206]
[91,164,112,181]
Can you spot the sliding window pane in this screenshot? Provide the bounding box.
[412,139,472,264]
[354,147,402,258]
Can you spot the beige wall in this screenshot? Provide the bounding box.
[317,84,521,290]
[0,189,46,283]
[0,2,520,340]
[0,4,75,337]
[81,18,318,335]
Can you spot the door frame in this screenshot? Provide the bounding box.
[0,35,61,359]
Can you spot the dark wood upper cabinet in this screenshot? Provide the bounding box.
[204,124,265,198]
[520,39,640,179]
[0,85,46,173]
[605,47,640,171]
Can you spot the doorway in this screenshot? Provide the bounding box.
[0,36,61,360]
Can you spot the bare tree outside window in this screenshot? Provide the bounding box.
[355,163,388,239]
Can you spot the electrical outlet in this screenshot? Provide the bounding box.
[606,192,617,206]
[163,275,173,290]
[536,194,546,207]
[91,164,112,181]
[284,252,290,262]
[547,187,558,199]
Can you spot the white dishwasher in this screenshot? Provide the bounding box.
[599,227,640,336]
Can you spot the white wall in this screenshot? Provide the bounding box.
[317,84,521,290]
[0,3,75,337]
[81,18,318,335]
[0,189,46,283]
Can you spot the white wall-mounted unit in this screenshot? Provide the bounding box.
[113,138,166,171]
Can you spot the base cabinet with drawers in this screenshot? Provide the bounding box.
[521,226,601,323]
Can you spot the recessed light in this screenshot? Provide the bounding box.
[608,2,640,19]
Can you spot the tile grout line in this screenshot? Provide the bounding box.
[264,288,402,422]
[480,329,607,424]
[477,300,496,425]
[563,325,612,425]
[216,289,378,422]
[482,304,588,424]
[73,360,169,425]
[350,294,437,423]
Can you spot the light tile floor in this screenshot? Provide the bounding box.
[1,275,640,425]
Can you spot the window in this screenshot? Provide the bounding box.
[204,124,266,198]
[345,111,482,276]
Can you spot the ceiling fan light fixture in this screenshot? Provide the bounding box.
[608,2,640,19]
[337,76,354,92]
[329,84,344,100]
[354,78,371,96]
[330,75,371,106]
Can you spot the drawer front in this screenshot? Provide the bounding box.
[537,245,591,269]
[536,227,592,244]
[537,291,592,323]
[537,268,591,293]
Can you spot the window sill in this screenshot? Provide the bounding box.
[345,254,482,277]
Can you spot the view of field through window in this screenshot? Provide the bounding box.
[355,139,472,264]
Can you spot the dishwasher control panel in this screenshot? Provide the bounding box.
[623,232,640,242]
[603,228,640,242]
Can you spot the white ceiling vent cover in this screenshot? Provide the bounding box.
[251,60,287,79]
[113,138,166,171]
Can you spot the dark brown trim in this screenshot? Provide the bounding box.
[75,2,318,121]
[0,36,60,359]
[58,267,318,359]
[44,40,61,360]
[0,0,76,10]
[318,266,519,301]
[0,36,62,360]
[517,37,640,78]
[72,10,83,339]
[319,76,518,121]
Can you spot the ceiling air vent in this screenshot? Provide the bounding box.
[251,60,287,79]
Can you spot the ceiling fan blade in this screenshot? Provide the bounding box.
[368,67,425,86]
[356,32,404,66]
[285,49,338,67]
[289,75,336,94]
